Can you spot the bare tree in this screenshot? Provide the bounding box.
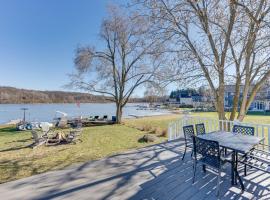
[136,0,270,121]
[231,0,270,120]
[144,83,167,104]
[69,6,163,123]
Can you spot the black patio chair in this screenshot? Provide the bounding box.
[182,125,195,160]
[232,125,255,136]
[195,123,206,135]
[192,136,229,197]
[233,125,255,176]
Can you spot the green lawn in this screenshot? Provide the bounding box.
[191,112,270,124]
[1,112,270,184]
[124,114,180,130]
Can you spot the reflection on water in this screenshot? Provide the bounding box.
[0,103,171,124]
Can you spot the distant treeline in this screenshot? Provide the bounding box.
[0,87,148,104]
[0,86,110,104]
[0,86,113,104]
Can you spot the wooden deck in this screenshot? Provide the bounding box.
[1,139,270,199]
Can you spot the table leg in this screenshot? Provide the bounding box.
[235,167,245,191]
[235,152,245,192]
[231,151,235,185]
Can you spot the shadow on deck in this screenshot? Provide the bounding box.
[0,139,270,199]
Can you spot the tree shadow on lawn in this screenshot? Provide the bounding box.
[1,138,33,152]
[0,158,41,184]
[0,144,32,153]
[0,127,18,135]
[0,147,77,185]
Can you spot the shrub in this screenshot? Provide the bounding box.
[154,127,162,135]
[137,126,145,131]
[158,129,167,137]
[142,125,152,132]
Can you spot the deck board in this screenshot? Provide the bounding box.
[0,139,270,199]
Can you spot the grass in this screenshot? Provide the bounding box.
[1,112,270,184]
[191,112,270,124]
[124,114,180,130]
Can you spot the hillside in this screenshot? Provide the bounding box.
[0,87,112,104]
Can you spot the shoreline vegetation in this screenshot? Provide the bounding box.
[0,86,148,104]
[1,113,270,184]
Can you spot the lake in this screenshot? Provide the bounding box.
[0,103,171,124]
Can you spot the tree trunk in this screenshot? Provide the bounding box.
[238,80,266,121]
[216,95,226,120]
[217,74,226,120]
[229,77,241,121]
[237,81,250,121]
[115,103,123,124]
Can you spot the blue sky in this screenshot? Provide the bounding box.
[0,0,126,92]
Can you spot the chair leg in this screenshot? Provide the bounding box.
[191,149,193,158]
[202,164,206,173]
[244,164,247,176]
[192,161,197,183]
[182,145,187,160]
[216,169,221,197]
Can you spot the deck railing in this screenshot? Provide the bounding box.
[168,116,270,146]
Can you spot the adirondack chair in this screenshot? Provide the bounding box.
[69,127,83,144]
[31,131,46,148]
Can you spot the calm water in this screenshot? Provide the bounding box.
[0,103,171,124]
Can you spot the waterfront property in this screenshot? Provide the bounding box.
[168,83,270,113]
[224,83,270,113]
[166,89,214,109]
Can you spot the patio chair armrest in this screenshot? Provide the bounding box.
[239,154,270,173]
[249,148,270,160]
[255,143,270,151]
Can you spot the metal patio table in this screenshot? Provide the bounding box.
[197,131,264,191]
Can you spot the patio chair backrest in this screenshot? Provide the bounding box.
[233,125,255,136]
[183,125,194,140]
[40,122,50,133]
[31,131,39,143]
[195,123,206,135]
[193,136,221,168]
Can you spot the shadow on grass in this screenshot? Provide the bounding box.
[6,138,32,144]
[0,126,18,135]
[0,144,32,153]
[0,157,48,184]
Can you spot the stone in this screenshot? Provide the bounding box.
[138,134,158,143]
